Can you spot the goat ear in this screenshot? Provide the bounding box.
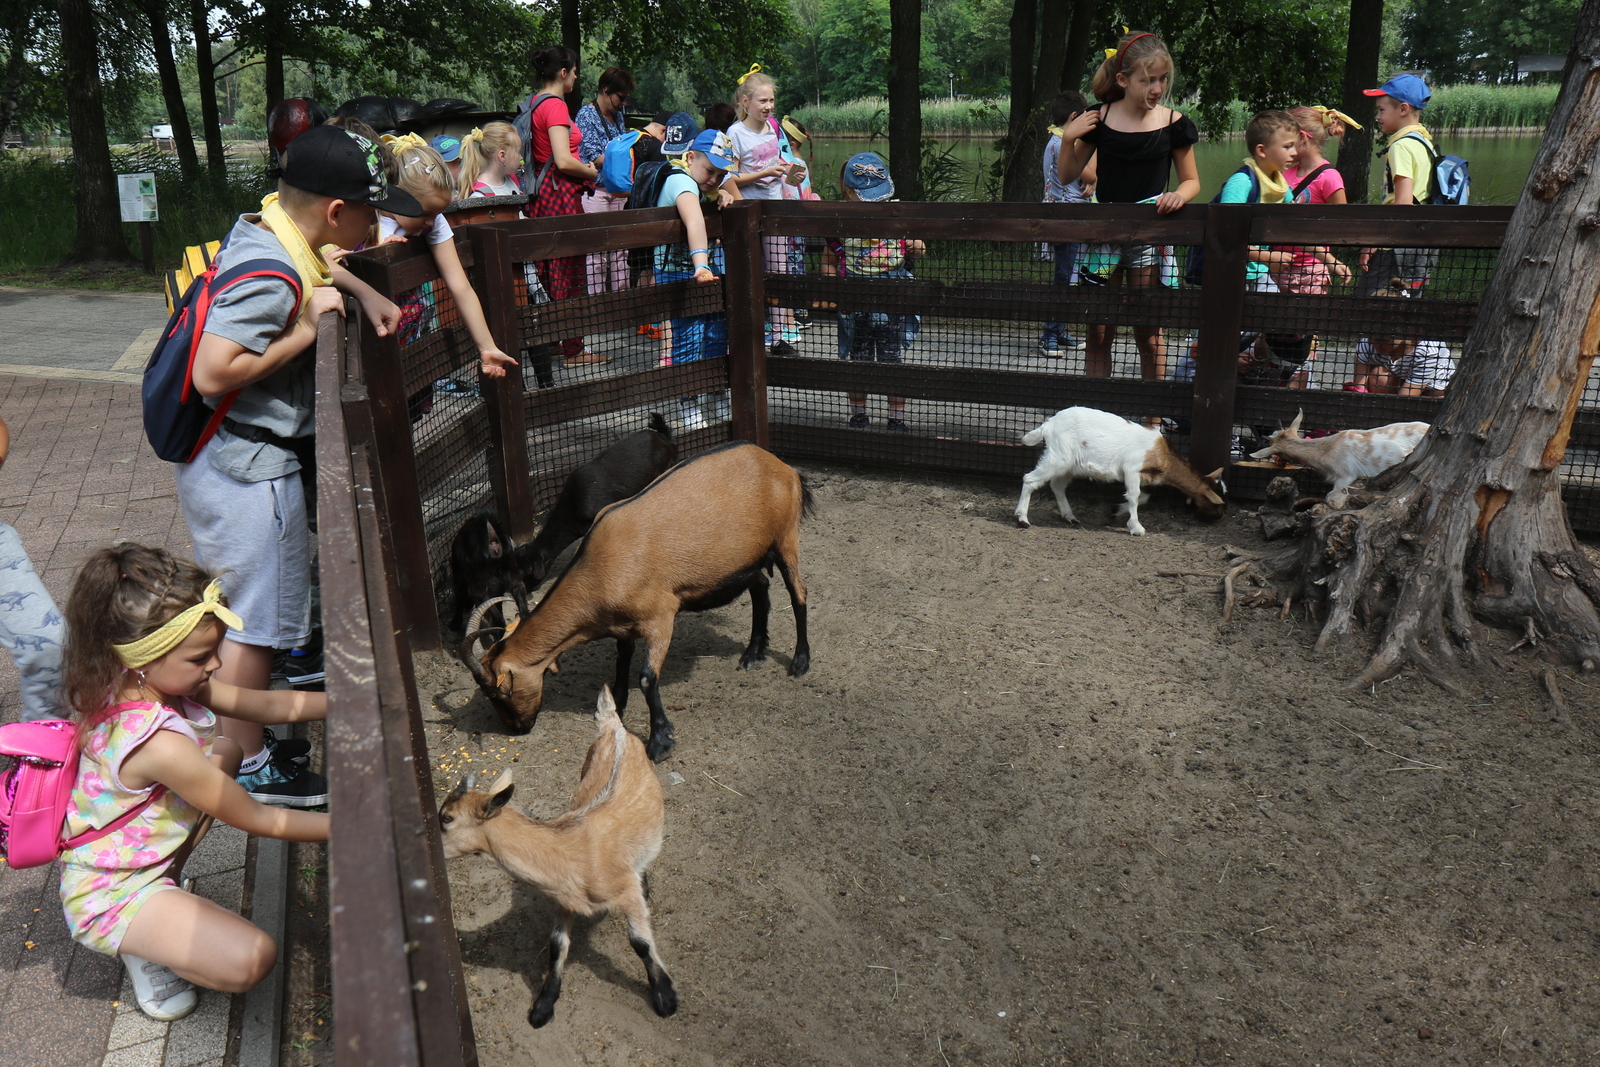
[1205,468,1224,481]
[488,768,513,795]
[597,684,617,717]
[502,615,522,639]
[1289,409,1304,433]
[485,779,515,815]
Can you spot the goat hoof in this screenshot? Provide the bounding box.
[737,645,768,670]
[1014,516,1030,528]
[528,1001,557,1029]
[788,650,811,677]
[646,730,676,763]
[651,979,679,1018]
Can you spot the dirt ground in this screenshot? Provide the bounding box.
[411,462,1600,1067]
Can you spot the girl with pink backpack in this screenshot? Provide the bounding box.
[55,545,327,1020]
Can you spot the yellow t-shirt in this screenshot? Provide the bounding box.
[1383,124,1433,205]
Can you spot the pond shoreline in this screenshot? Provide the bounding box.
[809,126,1546,140]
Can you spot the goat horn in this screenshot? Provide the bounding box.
[460,630,502,690]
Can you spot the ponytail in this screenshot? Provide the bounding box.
[456,122,520,199]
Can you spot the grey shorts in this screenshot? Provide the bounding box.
[1080,242,1162,282]
[174,444,312,649]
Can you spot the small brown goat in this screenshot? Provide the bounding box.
[469,441,812,761]
[439,685,676,1028]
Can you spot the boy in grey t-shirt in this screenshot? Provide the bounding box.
[174,125,419,806]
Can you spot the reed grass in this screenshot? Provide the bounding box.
[793,83,1556,137]
[0,144,261,273]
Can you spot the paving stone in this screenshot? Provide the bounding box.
[107,1006,171,1050]
[102,1036,168,1067]
[160,988,230,1066]
[180,824,248,881]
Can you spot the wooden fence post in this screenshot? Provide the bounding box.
[1190,203,1253,477]
[722,200,770,447]
[468,225,537,544]
[351,294,443,652]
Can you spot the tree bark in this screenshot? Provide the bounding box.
[887,0,921,200]
[999,0,1037,203]
[190,0,224,179]
[57,0,132,265]
[1253,0,1600,689]
[263,0,284,126]
[560,0,581,113]
[1060,0,1099,92]
[146,0,199,180]
[1338,0,1384,203]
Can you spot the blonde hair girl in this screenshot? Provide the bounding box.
[1286,106,1361,205]
[1057,30,1200,381]
[727,63,805,349]
[457,122,524,200]
[375,134,516,381]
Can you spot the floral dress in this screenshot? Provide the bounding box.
[59,699,215,955]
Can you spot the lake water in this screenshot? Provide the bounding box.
[804,132,1544,205]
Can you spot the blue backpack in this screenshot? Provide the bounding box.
[598,129,658,195]
[1399,132,1470,205]
[142,243,301,463]
[1183,165,1259,287]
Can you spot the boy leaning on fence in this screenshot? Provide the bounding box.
[1359,74,1438,295]
[172,125,420,807]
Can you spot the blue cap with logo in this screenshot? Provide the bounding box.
[429,134,463,162]
[688,129,736,171]
[1363,73,1430,109]
[842,152,895,202]
[662,112,699,155]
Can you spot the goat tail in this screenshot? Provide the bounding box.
[1021,423,1047,447]
[797,472,817,521]
[574,686,630,819]
[648,411,672,440]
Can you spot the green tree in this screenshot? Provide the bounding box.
[1400,0,1582,82]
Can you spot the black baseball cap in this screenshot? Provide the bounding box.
[281,125,423,216]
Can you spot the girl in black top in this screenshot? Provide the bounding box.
[1057,31,1201,380]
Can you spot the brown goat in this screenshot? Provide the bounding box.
[439,685,676,1028]
[468,441,812,761]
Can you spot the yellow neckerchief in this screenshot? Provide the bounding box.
[256,192,333,317]
[1242,157,1290,203]
[1047,124,1064,138]
[113,579,244,669]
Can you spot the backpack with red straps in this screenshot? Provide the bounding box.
[0,720,164,869]
[142,240,301,464]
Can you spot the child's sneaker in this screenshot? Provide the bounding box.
[261,726,310,766]
[780,326,802,345]
[271,640,324,690]
[1037,338,1062,356]
[847,413,869,430]
[1062,336,1086,351]
[239,757,329,808]
[886,418,910,433]
[122,954,198,1021]
[769,337,797,356]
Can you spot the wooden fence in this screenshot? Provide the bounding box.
[322,197,1600,1060]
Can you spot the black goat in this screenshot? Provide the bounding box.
[516,413,677,588]
[450,511,531,632]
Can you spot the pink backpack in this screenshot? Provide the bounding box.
[0,719,163,869]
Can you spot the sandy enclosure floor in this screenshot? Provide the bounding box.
[413,463,1600,1067]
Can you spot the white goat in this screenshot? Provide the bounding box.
[1015,407,1226,535]
[439,685,675,1029]
[1248,410,1428,506]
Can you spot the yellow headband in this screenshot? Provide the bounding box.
[1312,105,1362,130]
[780,116,808,144]
[113,579,243,669]
[737,63,762,86]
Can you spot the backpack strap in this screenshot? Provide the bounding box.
[60,786,166,853]
[1292,162,1336,199]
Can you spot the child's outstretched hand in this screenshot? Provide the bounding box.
[693,265,718,285]
[358,291,402,337]
[479,348,518,377]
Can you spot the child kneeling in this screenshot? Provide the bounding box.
[59,545,328,1020]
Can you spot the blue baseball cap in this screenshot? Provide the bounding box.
[429,134,463,162]
[662,112,698,155]
[688,129,736,171]
[1364,74,1430,109]
[842,152,894,202]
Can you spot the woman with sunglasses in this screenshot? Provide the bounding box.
[576,67,637,298]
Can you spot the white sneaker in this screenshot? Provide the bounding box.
[122,953,198,1021]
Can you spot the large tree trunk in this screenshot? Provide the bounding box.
[146,0,199,180]
[1060,0,1098,92]
[1253,1,1600,689]
[560,0,580,113]
[1001,0,1069,202]
[57,0,131,265]
[1337,0,1384,202]
[887,0,921,200]
[190,0,224,179]
[263,0,284,126]
[0,5,35,139]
